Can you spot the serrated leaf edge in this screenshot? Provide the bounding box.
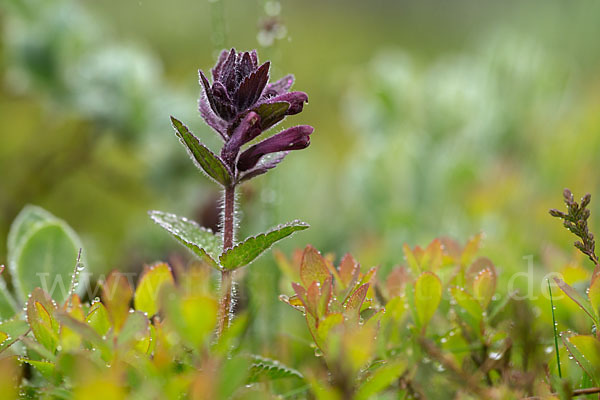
[249,354,304,381]
[219,221,309,270]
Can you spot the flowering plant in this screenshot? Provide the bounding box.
[152,49,313,336]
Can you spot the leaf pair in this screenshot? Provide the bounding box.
[149,210,308,271]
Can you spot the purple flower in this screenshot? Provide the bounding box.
[199,49,308,134]
[237,125,313,172]
[175,48,313,186]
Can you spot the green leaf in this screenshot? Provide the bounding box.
[59,294,85,352]
[487,292,514,321]
[248,355,304,383]
[450,286,483,337]
[171,116,232,186]
[86,301,111,337]
[403,244,421,275]
[19,358,55,381]
[316,312,344,347]
[9,207,84,305]
[414,272,442,331]
[380,296,408,328]
[101,271,133,333]
[212,312,249,356]
[564,335,600,385]
[161,286,218,348]
[252,102,290,130]
[0,317,29,353]
[134,263,174,317]
[26,288,59,353]
[7,205,55,255]
[219,221,309,270]
[149,210,221,270]
[355,360,407,400]
[21,337,56,362]
[116,311,149,350]
[55,312,111,361]
[218,356,251,400]
[553,277,599,325]
[472,267,496,309]
[450,287,483,321]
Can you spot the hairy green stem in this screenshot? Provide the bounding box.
[218,184,236,337]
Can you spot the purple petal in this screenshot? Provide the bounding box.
[220,111,262,166]
[238,52,254,79]
[198,96,228,140]
[199,70,216,105]
[199,70,234,121]
[264,74,294,97]
[264,91,308,115]
[221,49,239,93]
[211,81,237,121]
[239,152,289,182]
[237,125,313,171]
[211,49,231,81]
[234,62,270,110]
[249,50,259,68]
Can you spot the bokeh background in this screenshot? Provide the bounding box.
[1,0,600,369]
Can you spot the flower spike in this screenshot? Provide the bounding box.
[186,48,313,185]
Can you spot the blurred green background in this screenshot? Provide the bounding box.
[1,0,600,361]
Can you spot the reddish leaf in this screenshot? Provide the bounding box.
[421,239,443,271]
[461,233,483,266]
[292,282,312,316]
[101,271,134,333]
[300,245,330,287]
[306,282,320,318]
[386,267,409,298]
[344,283,369,315]
[338,254,359,288]
[26,288,59,353]
[318,277,333,318]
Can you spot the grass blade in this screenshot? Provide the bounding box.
[548,279,562,378]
